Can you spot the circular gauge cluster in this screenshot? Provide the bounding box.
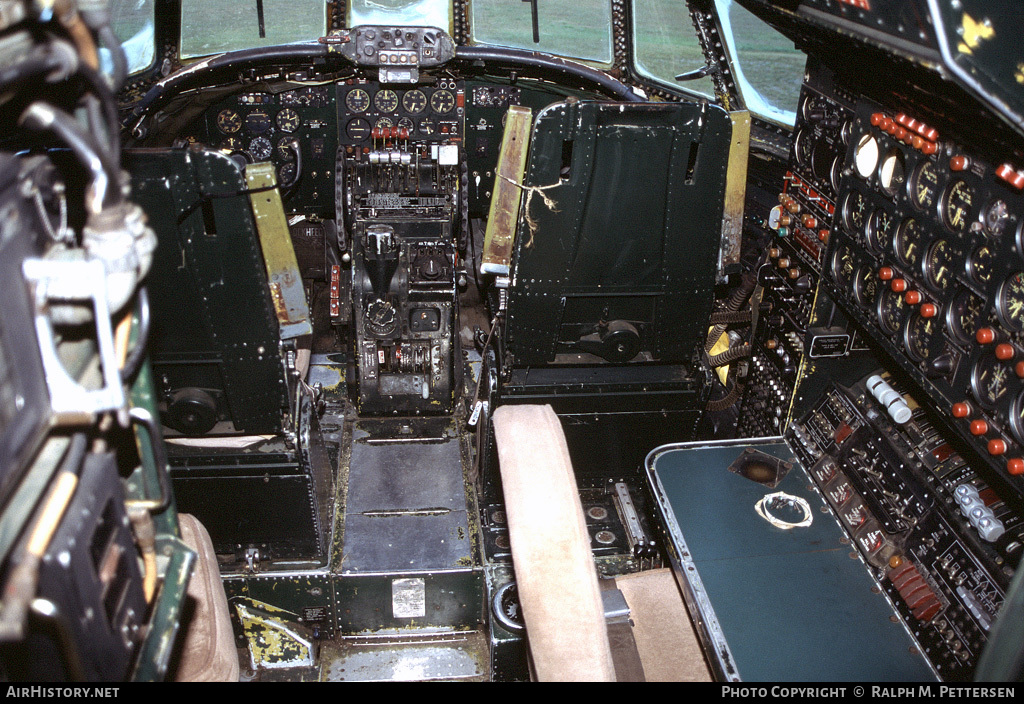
[792,90,851,196]
[341,82,461,144]
[826,100,1024,478]
[213,96,310,167]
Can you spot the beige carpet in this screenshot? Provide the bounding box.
[615,568,712,682]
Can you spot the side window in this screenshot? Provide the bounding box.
[470,0,614,65]
[632,0,716,98]
[107,0,156,75]
[714,0,805,126]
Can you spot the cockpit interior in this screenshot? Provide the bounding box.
[1,0,1024,683]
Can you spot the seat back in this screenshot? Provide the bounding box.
[505,100,732,369]
[126,148,289,435]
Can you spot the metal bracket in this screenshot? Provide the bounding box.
[22,257,125,418]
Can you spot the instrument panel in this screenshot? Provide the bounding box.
[337,79,463,145]
[822,96,1024,497]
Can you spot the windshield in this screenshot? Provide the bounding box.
[180,0,328,59]
[349,0,452,32]
[470,0,613,66]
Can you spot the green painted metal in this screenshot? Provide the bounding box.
[505,100,731,368]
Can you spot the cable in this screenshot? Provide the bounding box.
[119,288,151,384]
[19,102,120,214]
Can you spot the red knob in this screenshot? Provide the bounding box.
[970,420,989,436]
[920,303,937,318]
[1007,458,1024,476]
[905,290,922,305]
[1016,361,1024,378]
[950,155,969,171]
[952,402,971,418]
[976,328,996,344]
[879,267,894,281]
[871,113,885,126]
[921,141,938,155]
[891,278,907,292]
[818,229,830,242]
[988,439,1007,456]
[996,343,1016,360]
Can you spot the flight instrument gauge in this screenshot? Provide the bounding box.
[249,136,272,161]
[948,289,986,344]
[924,240,955,291]
[910,161,940,212]
[346,88,370,113]
[878,288,907,335]
[904,313,944,363]
[895,218,924,268]
[831,242,856,289]
[374,89,399,113]
[430,89,455,114]
[943,180,975,236]
[403,89,427,114]
[853,265,879,308]
[997,272,1024,333]
[276,108,301,133]
[843,190,869,235]
[867,208,896,254]
[971,353,1012,408]
[246,110,272,134]
[216,108,242,134]
[968,244,995,286]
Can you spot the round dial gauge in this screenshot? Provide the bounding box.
[346,118,371,141]
[276,108,300,133]
[984,199,1010,237]
[971,353,1012,408]
[345,88,370,113]
[924,239,956,290]
[1010,391,1024,445]
[402,89,427,114]
[947,289,986,344]
[878,287,907,335]
[853,265,879,308]
[276,136,297,160]
[904,313,944,363]
[219,136,244,152]
[793,128,812,166]
[943,180,976,236]
[397,117,415,132]
[843,190,869,235]
[867,208,896,253]
[278,162,296,186]
[249,136,272,161]
[374,89,399,113]
[430,89,456,114]
[831,242,856,289]
[968,244,995,285]
[374,117,394,132]
[365,299,398,336]
[997,272,1024,332]
[879,149,906,196]
[910,161,941,212]
[894,219,924,268]
[245,110,272,134]
[419,118,436,135]
[853,133,879,179]
[216,109,242,134]
[830,157,844,192]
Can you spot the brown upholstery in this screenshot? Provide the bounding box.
[492,404,616,681]
[173,514,239,682]
[615,568,712,681]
